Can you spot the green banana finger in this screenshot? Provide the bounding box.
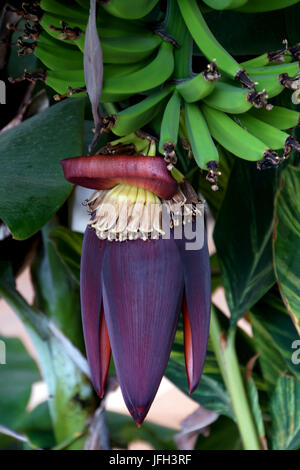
[249,73,284,98]
[236,113,292,150]
[236,0,300,12]
[100,41,174,96]
[246,61,300,77]
[159,90,181,155]
[40,0,88,21]
[176,61,220,103]
[41,9,147,42]
[45,69,131,102]
[101,0,160,19]
[104,59,151,79]
[178,0,254,87]
[185,103,219,169]
[201,103,271,161]
[241,44,291,68]
[202,80,269,114]
[40,11,86,44]
[46,68,85,95]
[249,106,300,130]
[34,32,83,70]
[201,0,248,10]
[75,34,162,64]
[110,87,173,136]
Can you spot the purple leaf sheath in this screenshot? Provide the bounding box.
[84,0,103,151]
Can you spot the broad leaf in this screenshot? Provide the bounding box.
[107,412,176,450]
[0,98,84,239]
[0,262,96,448]
[17,402,55,449]
[273,165,300,334]
[250,289,300,392]
[31,222,83,350]
[195,416,242,450]
[271,376,300,450]
[214,159,279,325]
[0,336,40,429]
[50,226,83,284]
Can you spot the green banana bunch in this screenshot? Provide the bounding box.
[159,90,181,159]
[178,0,255,88]
[249,106,300,130]
[17,0,300,183]
[102,0,160,19]
[108,87,173,137]
[176,61,220,103]
[201,103,276,162]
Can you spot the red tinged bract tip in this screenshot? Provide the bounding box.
[80,227,111,398]
[175,229,211,394]
[61,155,178,200]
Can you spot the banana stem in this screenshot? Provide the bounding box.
[210,308,261,450]
[165,0,193,78]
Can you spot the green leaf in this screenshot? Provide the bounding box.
[0,263,96,448]
[107,412,176,450]
[166,319,234,419]
[18,402,55,449]
[273,165,300,334]
[195,416,242,450]
[31,222,83,350]
[246,376,266,444]
[250,289,300,392]
[50,226,83,284]
[214,159,279,325]
[0,98,85,240]
[271,376,300,450]
[0,336,40,429]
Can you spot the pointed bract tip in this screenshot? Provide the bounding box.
[188,380,199,395]
[130,406,149,426]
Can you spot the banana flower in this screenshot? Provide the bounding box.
[61,154,211,425]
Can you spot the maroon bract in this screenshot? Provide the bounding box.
[81,226,211,425]
[61,155,178,200]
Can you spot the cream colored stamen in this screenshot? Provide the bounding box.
[84,183,204,242]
